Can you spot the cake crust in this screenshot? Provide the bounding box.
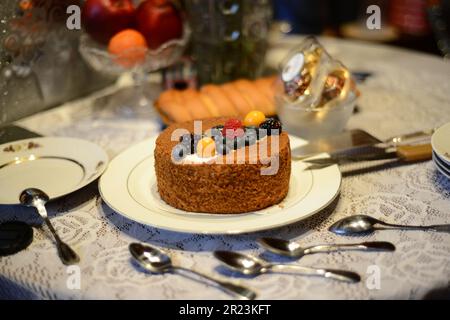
[154,117,291,214]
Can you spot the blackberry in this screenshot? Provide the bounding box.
[259,118,282,135]
[171,144,189,162]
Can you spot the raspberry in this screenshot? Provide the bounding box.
[222,119,244,138]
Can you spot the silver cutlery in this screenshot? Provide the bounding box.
[129,243,256,300]
[258,237,395,258]
[214,250,360,283]
[19,188,79,265]
[329,214,450,235]
[291,128,434,161]
[303,143,432,169]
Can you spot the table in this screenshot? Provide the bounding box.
[1,36,450,299]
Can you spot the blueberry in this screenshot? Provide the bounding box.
[192,134,203,152]
[179,133,191,144]
[245,134,257,146]
[259,118,282,136]
[226,136,245,150]
[171,144,189,161]
[208,127,223,141]
[215,141,230,155]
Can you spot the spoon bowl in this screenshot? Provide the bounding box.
[258,237,396,258]
[129,243,257,300]
[214,251,266,275]
[329,215,378,235]
[214,250,360,283]
[329,214,450,235]
[19,188,49,207]
[129,242,172,273]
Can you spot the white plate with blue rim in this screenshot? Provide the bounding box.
[0,137,108,205]
[431,122,450,166]
[99,135,341,234]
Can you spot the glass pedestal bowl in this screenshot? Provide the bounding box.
[78,26,190,119]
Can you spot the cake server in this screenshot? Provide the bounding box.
[291,128,435,160]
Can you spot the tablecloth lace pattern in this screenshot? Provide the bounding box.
[1,38,449,299]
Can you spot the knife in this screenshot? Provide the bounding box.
[303,144,432,167]
[291,128,435,160]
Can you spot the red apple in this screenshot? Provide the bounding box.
[82,0,135,44]
[135,0,183,50]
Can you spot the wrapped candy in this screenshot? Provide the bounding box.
[275,37,359,139]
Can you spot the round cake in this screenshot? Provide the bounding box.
[154,116,291,214]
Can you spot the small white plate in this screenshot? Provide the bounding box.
[431,122,450,165]
[0,137,109,205]
[99,135,341,234]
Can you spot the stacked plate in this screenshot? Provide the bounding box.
[431,122,450,179]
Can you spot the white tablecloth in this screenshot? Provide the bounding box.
[1,37,450,299]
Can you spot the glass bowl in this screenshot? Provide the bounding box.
[276,90,357,140]
[79,25,191,77]
[78,25,190,119]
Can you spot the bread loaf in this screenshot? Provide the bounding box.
[155,76,277,124]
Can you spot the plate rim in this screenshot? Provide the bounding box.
[431,122,450,165]
[433,153,450,179]
[0,136,109,205]
[99,136,342,234]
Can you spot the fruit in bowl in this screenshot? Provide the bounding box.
[108,29,148,67]
[135,0,183,50]
[82,0,135,44]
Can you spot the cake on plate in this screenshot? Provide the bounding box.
[154,112,291,214]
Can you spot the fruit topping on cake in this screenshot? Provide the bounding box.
[259,118,282,136]
[170,112,283,163]
[197,137,216,158]
[243,111,266,127]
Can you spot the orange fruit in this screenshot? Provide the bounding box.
[197,137,216,158]
[243,110,266,127]
[108,29,148,68]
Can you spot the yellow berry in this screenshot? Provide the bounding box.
[243,111,266,127]
[197,137,216,158]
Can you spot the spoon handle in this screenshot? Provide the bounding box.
[268,264,360,283]
[378,221,450,232]
[173,266,256,300]
[303,241,395,255]
[43,218,80,265]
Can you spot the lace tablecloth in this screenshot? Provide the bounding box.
[1,37,450,300]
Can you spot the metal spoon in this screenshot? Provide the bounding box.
[258,237,395,258]
[329,214,450,235]
[129,243,256,300]
[214,250,360,283]
[19,188,79,265]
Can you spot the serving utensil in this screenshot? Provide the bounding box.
[214,250,360,283]
[292,129,434,161]
[19,188,79,265]
[329,214,450,235]
[129,243,256,300]
[258,237,395,258]
[303,143,432,169]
